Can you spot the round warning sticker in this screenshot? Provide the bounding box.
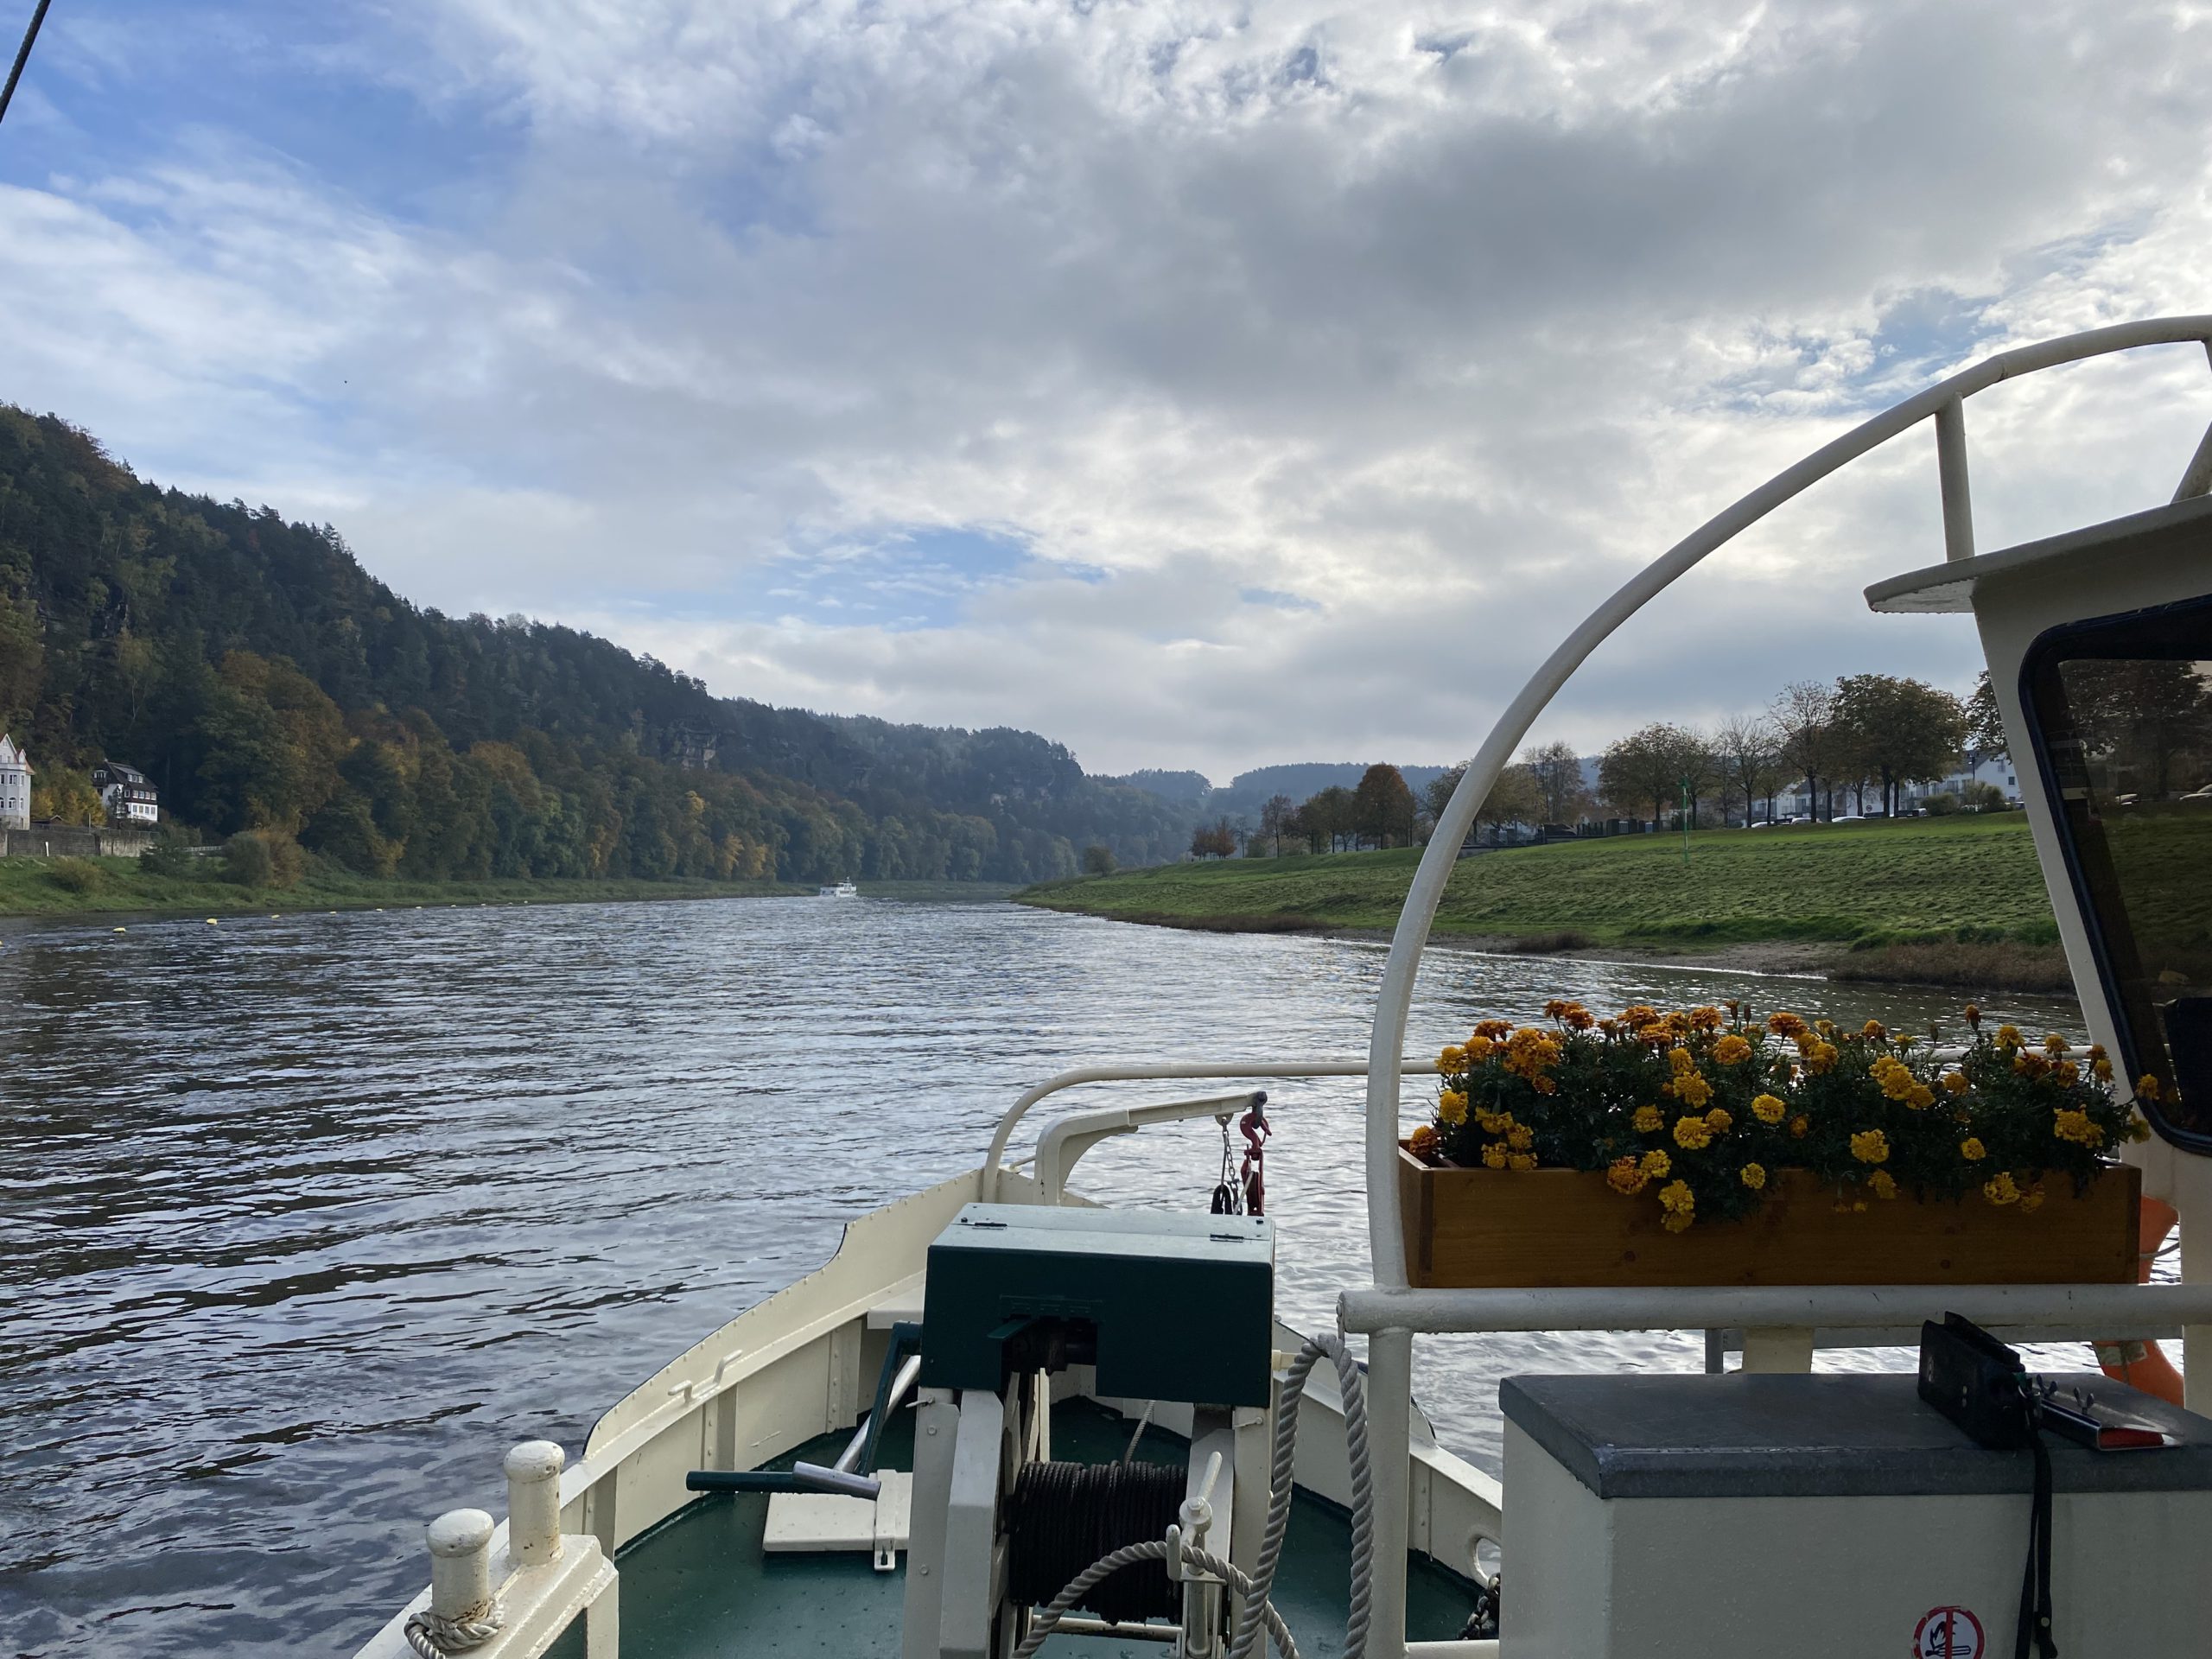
[1912,1606,1986,1659]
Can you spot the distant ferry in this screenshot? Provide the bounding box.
[817,880,858,898]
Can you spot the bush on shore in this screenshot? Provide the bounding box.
[224,830,306,890]
[46,856,104,893]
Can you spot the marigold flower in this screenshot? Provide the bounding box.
[1606,1156,1649,1196]
[1690,1006,1724,1031]
[1905,1084,1936,1111]
[1562,1007,1595,1031]
[1803,1040,1840,1076]
[2129,1114,2152,1142]
[1960,1137,1986,1161]
[1543,999,1572,1019]
[1670,1072,1713,1108]
[1849,1128,1891,1165]
[1657,1179,1695,1214]
[1662,1210,1694,1232]
[1464,1033,1495,1061]
[1863,1020,1887,1040]
[1507,1152,1537,1172]
[1481,1143,1510,1169]
[1984,1171,2021,1206]
[1667,1046,1696,1074]
[1751,1092,1786,1125]
[2138,1074,2164,1102]
[1943,1070,1971,1096]
[1620,1004,1660,1027]
[2093,1058,2113,1082]
[1964,1002,1982,1028]
[2053,1059,2080,1086]
[1896,1033,1916,1052]
[1713,1033,1753,1066]
[2044,1033,2069,1054]
[1639,1150,1672,1179]
[1408,1124,1440,1159]
[1995,1024,2023,1048]
[1439,1045,1466,1072]
[1439,1090,1468,1126]
[1475,1019,1513,1039]
[1474,1109,1503,1134]
[2052,1108,2103,1147]
[1633,1104,1663,1133]
[1867,1170,1898,1200]
[2087,1044,2107,1062]
[1705,1107,1732,1135]
[1789,1115,1810,1138]
[1506,1124,1535,1152]
[1674,1115,1714,1150]
[1739,1162,1767,1191]
[1768,1012,1809,1039]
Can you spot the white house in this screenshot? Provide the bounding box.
[0,734,29,831]
[91,760,159,825]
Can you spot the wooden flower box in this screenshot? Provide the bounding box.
[1396,1145,2139,1288]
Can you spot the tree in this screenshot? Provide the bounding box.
[1599,724,1707,828]
[1423,762,1540,846]
[1770,682,1838,821]
[1190,818,1236,859]
[1713,715,1780,826]
[29,762,102,824]
[1967,671,2008,763]
[1258,792,1295,856]
[1300,785,1357,853]
[1832,674,1967,817]
[1522,740,1590,825]
[1352,764,1418,849]
[1081,843,1116,875]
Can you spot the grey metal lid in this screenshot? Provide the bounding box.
[1501,1372,2212,1499]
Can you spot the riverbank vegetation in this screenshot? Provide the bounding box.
[1022,814,2069,990]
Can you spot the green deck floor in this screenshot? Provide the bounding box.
[606,1399,1478,1657]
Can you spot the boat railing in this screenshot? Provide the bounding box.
[977,1057,1440,1202]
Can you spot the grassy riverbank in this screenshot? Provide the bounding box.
[1020,814,2075,990]
[0,855,811,919]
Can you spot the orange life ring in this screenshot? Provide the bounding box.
[2096,1196,2183,1406]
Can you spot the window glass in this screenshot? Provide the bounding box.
[2030,600,2212,1146]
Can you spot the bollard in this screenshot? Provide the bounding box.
[427,1508,496,1620]
[505,1440,566,1569]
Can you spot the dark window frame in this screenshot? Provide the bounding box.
[2020,591,2212,1153]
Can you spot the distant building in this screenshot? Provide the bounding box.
[0,734,29,830]
[91,760,159,826]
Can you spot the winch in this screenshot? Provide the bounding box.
[903,1203,1278,1659]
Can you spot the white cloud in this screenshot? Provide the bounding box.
[2,0,2209,775]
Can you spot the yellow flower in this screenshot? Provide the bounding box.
[1690,1005,1725,1031]
[1439,1045,1466,1072]
[1662,1210,1694,1232]
[1789,1115,1810,1139]
[1862,1020,1887,1040]
[1960,1137,1986,1161]
[1439,1090,1468,1126]
[1668,1046,1697,1074]
[1705,1107,1732,1135]
[1620,1004,1660,1027]
[1542,999,1572,1019]
[1633,1104,1663,1133]
[1713,1033,1753,1066]
[1475,1019,1513,1040]
[1867,1170,1898,1200]
[1464,1033,1496,1061]
[1904,1084,1936,1111]
[2092,1058,2113,1083]
[1658,1179,1695,1214]
[1751,1092,1786,1125]
[1507,1152,1537,1172]
[1984,1171,2021,1206]
[1738,1162,1767,1191]
[2138,1074,2164,1103]
[1671,1072,1713,1108]
[1964,1002,1982,1027]
[1995,1024,2023,1048]
[1562,1007,1595,1031]
[2052,1109,2103,1147]
[2052,1059,2080,1086]
[1481,1143,1510,1169]
[2087,1044,2107,1061]
[1803,1040,1840,1075]
[1872,1056,1916,1102]
[1606,1156,1649,1196]
[2043,1033,2069,1054]
[1849,1128,1891,1165]
[1942,1070,1971,1096]
[1673,1115,1714,1150]
[1768,1012,1808,1039]
[1506,1124,1535,1152]
[2129,1114,2152,1142]
[1640,1150,1672,1179]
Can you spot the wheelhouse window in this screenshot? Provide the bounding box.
[2026,595,2212,1147]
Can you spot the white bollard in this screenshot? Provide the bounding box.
[427,1509,496,1619]
[505,1440,566,1569]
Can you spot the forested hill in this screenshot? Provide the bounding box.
[0,409,1196,884]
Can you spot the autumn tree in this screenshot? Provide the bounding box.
[1353,763,1419,849]
[1599,724,1710,827]
[1832,673,1967,817]
[1190,817,1236,858]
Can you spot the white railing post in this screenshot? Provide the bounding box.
[505,1440,565,1569]
[426,1508,496,1624]
[1935,397,1974,562]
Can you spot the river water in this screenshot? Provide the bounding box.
[0,895,2086,1656]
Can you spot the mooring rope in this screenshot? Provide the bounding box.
[1010,1539,1300,1659]
[403,1599,505,1658]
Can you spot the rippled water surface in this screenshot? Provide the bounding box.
[0,895,2087,1656]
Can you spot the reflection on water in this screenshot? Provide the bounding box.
[0,897,2085,1656]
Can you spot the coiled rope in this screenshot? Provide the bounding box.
[1230,1332,1372,1659]
[404,1602,505,1658]
[1006,1457,1184,1624]
[1010,1540,1300,1659]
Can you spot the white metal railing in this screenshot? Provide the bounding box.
[1353,315,2212,1657]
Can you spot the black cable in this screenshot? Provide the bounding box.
[1006,1458,1183,1626]
[0,0,53,128]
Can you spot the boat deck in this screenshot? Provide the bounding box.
[597,1399,1481,1657]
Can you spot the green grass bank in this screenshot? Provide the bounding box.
[1020,815,2074,990]
[0,855,815,920]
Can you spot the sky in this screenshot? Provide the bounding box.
[2,1,2210,782]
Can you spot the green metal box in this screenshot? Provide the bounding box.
[918,1205,1275,1407]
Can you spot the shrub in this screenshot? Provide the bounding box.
[46,856,105,893]
[1081,844,1117,876]
[1923,793,1959,816]
[139,824,197,878]
[224,829,305,890]
[1961,781,2006,812]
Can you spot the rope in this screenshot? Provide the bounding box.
[1230,1332,1373,1659]
[1010,1539,1300,1659]
[1005,1457,1183,1624]
[404,1601,505,1658]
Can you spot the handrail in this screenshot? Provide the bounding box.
[1034,1090,1262,1204]
[978,1058,1440,1202]
[1353,316,2212,1659]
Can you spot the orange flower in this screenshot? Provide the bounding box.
[1712,1033,1753,1066]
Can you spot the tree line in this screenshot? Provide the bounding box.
[0,409,1197,886]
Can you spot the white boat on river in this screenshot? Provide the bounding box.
[357,318,2212,1659]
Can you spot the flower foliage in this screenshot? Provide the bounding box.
[1416,1001,2145,1231]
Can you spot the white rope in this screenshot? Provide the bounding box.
[404,1601,505,1658]
[1010,1539,1300,1659]
[1230,1332,1373,1659]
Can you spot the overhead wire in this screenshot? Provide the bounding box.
[0,0,53,128]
